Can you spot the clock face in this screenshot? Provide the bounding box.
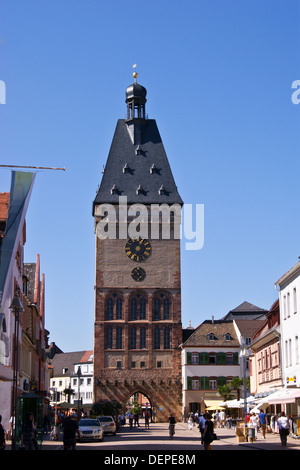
[131,267,146,282]
[125,237,152,262]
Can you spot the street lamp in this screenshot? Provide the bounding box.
[10,286,24,450]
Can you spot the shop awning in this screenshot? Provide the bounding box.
[268,388,300,405]
[204,400,223,409]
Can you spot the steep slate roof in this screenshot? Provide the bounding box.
[93,118,183,211]
[182,320,240,347]
[222,301,267,321]
[50,351,86,377]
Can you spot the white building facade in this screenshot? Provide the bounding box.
[181,320,241,417]
[275,260,300,416]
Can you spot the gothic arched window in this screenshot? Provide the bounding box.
[116,326,123,349]
[105,326,113,349]
[130,327,137,349]
[130,298,137,320]
[116,298,123,320]
[129,294,147,320]
[153,292,171,321]
[105,294,123,320]
[140,326,146,349]
[106,298,114,320]
[164,327,170,349]
[154,327,160,349]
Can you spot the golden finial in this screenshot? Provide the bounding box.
[133,64,138,83]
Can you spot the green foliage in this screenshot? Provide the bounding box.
[217,384,232,401]
[92,399,122,417]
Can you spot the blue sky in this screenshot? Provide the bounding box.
[0,1,299,351]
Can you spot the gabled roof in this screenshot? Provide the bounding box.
[93,119,183,212]
[182,320,239,347]
[49,351,87,377]
[222,301,267,321]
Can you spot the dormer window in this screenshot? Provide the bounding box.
[111,184,118,195]
[136,184,144,195]
[150,164,158,174]
[207,332,217,341]
[158,185,166,195]
[135,145,142,155]
[224,333,232,341]
[123,163,130,173]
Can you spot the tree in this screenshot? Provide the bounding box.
[92,399,122,417]
[229,377,244,400]
[217,384,232,402]
[63,387,75,403]
[130,400,142,415]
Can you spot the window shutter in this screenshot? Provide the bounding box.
[187,352,191,364]
[217,352,226,365]
[187,376,192,390]
[217,376,227,386]
[234,352,239,365]
[200,352,209,364]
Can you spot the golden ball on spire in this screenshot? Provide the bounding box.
[133,71,138,81]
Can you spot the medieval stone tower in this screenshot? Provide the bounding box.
[92,74,183,421]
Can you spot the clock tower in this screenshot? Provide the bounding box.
[93,74,183,421]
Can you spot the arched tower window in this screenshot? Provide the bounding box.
[153,292,171,321]
[129,294,147,320]
[164,327,170,349]
[106,298,114,320]
[116,326,123,349]
[105,294,123,320]
[154,326,161,349]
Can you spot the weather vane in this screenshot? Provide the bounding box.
[133,64,138,83]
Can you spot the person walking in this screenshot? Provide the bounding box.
[188,415,193,430]
[249,412,259,439]
[129,412,134,429]
[202,413,214,450]
[144,411,150,429]
[62,414,80,450]
[258,409,267,439]
[21,412,37,450]
[198,413,206,444]
[219,410,226,428]
[277,412,290,447]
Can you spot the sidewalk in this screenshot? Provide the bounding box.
[177,422,300,450]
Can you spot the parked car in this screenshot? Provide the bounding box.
[97,416,117,435]
[77,418,104,442]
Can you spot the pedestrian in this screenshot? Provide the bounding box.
[219,410,225,428]
[188,415,193,430]
[144,411,150,429]
[21,412,37,450]
[198,413,206,444]
[258,409,267,439]
[249,412,259,439]
[62,414,81,450]
[0,415,6,450]
[202,413,214,450]
[129,412,133,429]
[277,412,290,447]
[134,413,140,427]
